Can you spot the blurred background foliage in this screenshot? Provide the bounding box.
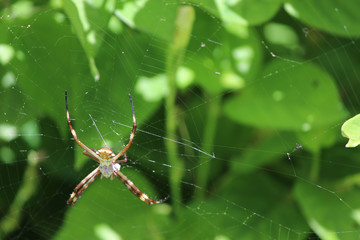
[1,0,360,239]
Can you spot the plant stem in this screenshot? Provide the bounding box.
[195,93,221,200]
[0,151,40,238]
[310,150,320,182]
[165,5,195,216]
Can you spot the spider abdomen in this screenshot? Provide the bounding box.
[100,164,112,178]
[99,163,119,178]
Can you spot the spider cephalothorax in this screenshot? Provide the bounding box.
[96,146,118,179]
[65,91,164,206]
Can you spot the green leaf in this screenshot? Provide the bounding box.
[114,0,176,42]
[224,60,348,131]
[191,0,281,26]
[214,0,282,26]
[294,181,359,240]
[62,0,116,81]
[54,169,169,239]
[341,114,360,148]
[284,0,360,37]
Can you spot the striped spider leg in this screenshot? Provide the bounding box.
[65,91,164,206]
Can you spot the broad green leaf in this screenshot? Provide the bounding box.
[62,0,116,80]
[224,60,348,131]
[114,0,176,42]
[54,169,169,239]
[294,181,360,240]
[215,0,282,26]
[341,114,360,148]
[284,0,360,37]
[191,0,281,26]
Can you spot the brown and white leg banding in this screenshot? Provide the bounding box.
[114,170,161,205]
[67,167,100,206]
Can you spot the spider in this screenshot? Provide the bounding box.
[65,91,164,206]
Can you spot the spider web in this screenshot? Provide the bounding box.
[1,0,360,239]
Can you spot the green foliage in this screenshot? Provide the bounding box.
[1,0,360,239]
[342,114,360,148]
[295,181,359,240]
[224,60,348,131]
[284,0,360,37]
[55,171,171,240]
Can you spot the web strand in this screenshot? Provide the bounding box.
[89,114,107,146]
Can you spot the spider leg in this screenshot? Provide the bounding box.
[113,94,137,161]
[83,149,99,162]
[67,167,100,206]
[115,153,128,164]
[114,169,162,205]
[65,91,100,163]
